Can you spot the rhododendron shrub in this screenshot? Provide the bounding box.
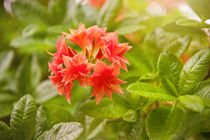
[48,23,131,104]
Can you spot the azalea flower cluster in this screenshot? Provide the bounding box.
[48,23,131,104]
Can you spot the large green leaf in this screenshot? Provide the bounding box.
[10,95,37,140]
[11,0,48,23]
[127,82,176,101]
[34,105,75,139]
[178,95,205,112]
[146,106,186,140]
[179,49,210,94]
[187,0,210,21]
[32,80,57,104]
[80,95,130,119]
[167,36,191,58]
[37,122,83,140]
[157,52,183,95]
[97,0,122,27]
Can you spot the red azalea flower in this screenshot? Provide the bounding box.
[88,60,126,104]
[64,23,90,51]
[103,33,132,71]
[49,23,131,104]
[61,53,93,87]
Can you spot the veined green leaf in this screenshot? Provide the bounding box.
[179,49,210,94]
[80,95,130,119]
[158,52,183,95]
[146,106,186,140]
[37,122,83,140]
[34,105,75,139]
[10,95,37,140]
[178,95,205,112]
[127,82,176,101]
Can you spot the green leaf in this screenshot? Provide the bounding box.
[80,95,130,119]
[32,80,57,104]
[158,52,183,95]
[123,109,138,122]
[167,36,191,58]
[34,105,75,139]
[97,0,122,27]
[127,82,176,101]
[0,121,11,140]
[178,95,205,112]
[116,24,145,35]
[179,49,210,94]
[11,0,48,23]
[146,106,186,140]
[187,0,210,21]
[48,0,67,24]
[0,51,14,75]
[37,122,83,140]
[10,95,37,140]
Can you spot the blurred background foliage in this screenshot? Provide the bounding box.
[0,0,209,140]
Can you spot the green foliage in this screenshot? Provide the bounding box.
[1,0,210,139]
[10,95,37,140]
[127,82,176,101]
[179,49,210,95]
[146,106,186,140]
[37,122,83,140]
[80,95,130,119]
[158,51,183,95]
[178,95,205,112]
